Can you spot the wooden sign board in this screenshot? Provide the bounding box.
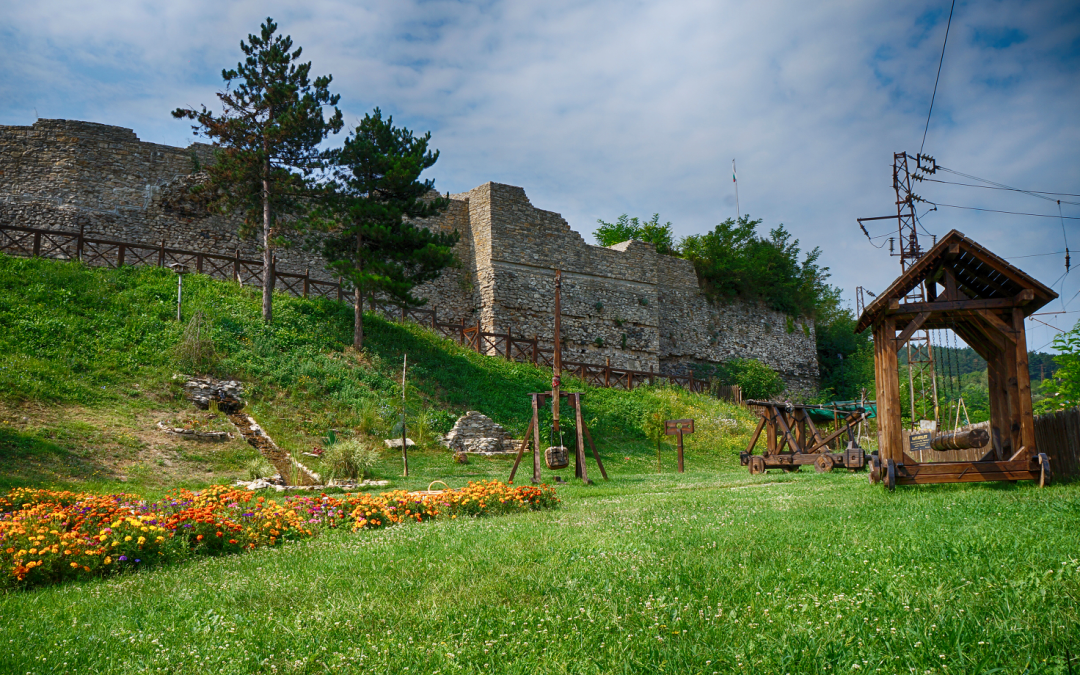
[665,419,695,435]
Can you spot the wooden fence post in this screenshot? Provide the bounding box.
[196,253,203,273]
[32,232,41,257]
[158,240,165,267]
[459,318,466,345]
[627,371,633,390]
[605,357,611,387]
[532,336,539,365]
[689,371,695,393]
[233,248,241,285]
[506,325,513,361]
[431,308,437,331]
[649,365,655,386]
[337,277,343,302]
[303,268,310,298]
[475,319,481,351]
[117,244,126,268]
[76,223,84,261]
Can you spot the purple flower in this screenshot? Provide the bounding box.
[135,559,141,563]
[118,556,128,561]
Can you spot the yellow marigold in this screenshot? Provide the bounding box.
[70,562,79,568]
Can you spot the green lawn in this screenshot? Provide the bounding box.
[2,253,1078,673]
[1,468,1077,674]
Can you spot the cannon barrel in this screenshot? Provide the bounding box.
[931,428,989,451]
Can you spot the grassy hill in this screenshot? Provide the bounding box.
[0,253,752,493]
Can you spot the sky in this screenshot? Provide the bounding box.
[2,0,1079,351]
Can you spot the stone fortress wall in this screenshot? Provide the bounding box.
[0,119,819,394]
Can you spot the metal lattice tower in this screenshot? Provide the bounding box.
[893,152,940,429]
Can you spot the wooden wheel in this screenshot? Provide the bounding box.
[814,455,834,473]
[868,453,882,485]
[885,459,896,492]
[1038,453,1052,488]
[748,455,766,475]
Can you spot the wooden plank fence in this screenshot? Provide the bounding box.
[0,222,742,400]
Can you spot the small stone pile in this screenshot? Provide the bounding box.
[180,376,244,412]
[442,411,515,455]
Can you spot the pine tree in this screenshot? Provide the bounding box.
[172,17,342,323]
[320,109,458,350]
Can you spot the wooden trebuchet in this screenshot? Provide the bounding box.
[931,428,990,451]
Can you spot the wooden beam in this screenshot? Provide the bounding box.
[745,417,766,454]
[976,310,1017,344]
[895,311,931,350]
[875,318,903,464]
[889,290,1034,316]
[943,267,958,300]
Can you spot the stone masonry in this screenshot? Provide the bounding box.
[0,119,819,394]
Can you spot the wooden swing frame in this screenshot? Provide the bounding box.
[508,391,608,484]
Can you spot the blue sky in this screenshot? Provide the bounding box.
[2,0,1078,350]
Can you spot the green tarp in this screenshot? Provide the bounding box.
[804,401,876,423]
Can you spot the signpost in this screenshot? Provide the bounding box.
[664,419,695,473]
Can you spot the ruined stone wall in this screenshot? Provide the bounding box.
[0,119,330,280]
[655,255,819,396]
[0,119,820,394]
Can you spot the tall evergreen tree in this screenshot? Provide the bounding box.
[172,17,343,323]
[320,109,458,350]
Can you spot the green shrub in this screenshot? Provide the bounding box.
[716,358,784,401]
[323,438,379,481]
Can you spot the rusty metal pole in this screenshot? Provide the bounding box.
[552,270,562,458]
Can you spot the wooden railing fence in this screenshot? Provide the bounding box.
[0,223,742,400]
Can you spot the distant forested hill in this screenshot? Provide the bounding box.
[900,346,1058,383]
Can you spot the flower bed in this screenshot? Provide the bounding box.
[0,482,558,590]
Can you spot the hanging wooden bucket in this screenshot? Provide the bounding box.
[545,446,570,470]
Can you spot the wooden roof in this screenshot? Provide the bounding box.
[855,229,1057,333]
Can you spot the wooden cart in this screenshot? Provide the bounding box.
[740,400,870,474]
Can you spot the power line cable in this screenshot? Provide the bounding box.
[938,166,1080,205]
[920,0,957,156]
[920,177,1080,203]
[918,201,1080,220]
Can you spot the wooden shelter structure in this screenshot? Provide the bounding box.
[856,230,1056,488]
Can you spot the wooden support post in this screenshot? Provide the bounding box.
[196,253,203,273]
[76,223,84,261]
[117,244,126,267]
[627,371,633,390]
[573,394,589,483]
[649,365,655,386]
[532,336,538,365]
[431,308,437,331]
[689,371,695,393]
[234,249,241,284]
[32,232,41,257]
[159,239,165,267]
[766,409,777,455]
[509,413,536,484]
[1013,308,1036,456]
[303,268,310,297]
[506,326,513,361]
[605,357,611,387]
[580,411,608,481]
[532,394,543,484]
[875,317,904,465]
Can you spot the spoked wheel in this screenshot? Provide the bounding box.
[814,455,834,473]
[1038,453,1052,488]
[868,453,882,485]
[885,459,897,492]
[749,455,766,475]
